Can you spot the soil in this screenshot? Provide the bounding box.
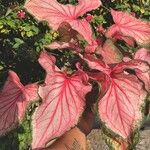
[87,128,150,150]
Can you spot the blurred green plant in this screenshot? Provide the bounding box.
[112,0,150,19]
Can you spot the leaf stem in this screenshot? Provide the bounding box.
[101,5,110,13]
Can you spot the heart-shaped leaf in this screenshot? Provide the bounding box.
[32,52,91,149]
[106,10,150,46]
[24,0,101,44]
[98,73,147,138]
[0,71,38,136]
[82,55,148,139]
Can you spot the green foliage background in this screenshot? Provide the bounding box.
[0,0,149,149]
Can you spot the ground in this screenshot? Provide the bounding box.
[87,128,150,150]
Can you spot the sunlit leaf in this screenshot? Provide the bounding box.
[106,10,150,46]
[32,52,91,149]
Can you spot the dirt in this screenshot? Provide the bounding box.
[87,128,150,150]
[87,129,109,150]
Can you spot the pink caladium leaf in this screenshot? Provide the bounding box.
[85,39,98,53]
[119,48,150,92]
[24,0,101,44]
[112,59,149,75]
[136,70,150,92]
[83,55,148,139]
[0,71,38,136]
[46,41,70,50]
[134,48,150,64]
[134,48,150,91]
[32,51,91,149]
[38,51,59,74]
[112,32,135,47]
[96,39,123,64]
[46,41,82,52]
[80,54,110,74]
[98,72,147,139]
[88,72,111,99]
[106,10,150,46]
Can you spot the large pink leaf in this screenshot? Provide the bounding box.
[134,48,150,91]
[0,71,38,136]
[97,39,123,64]
[106,10,150,46]
[32,52,91,149]
[24,0,101,44]
[82,55,148,139]
[99,73,147,138]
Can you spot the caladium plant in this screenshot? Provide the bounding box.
[0,71,38,136]
[0,0,150,150]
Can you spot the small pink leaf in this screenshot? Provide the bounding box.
[46,41,82,52]
[112,60,149,75]
[96,25,105,34]
[88,72,111,99]
[97,39,123,64]
[137,71,150,92]
[134,48,150,64]
[106,10,150,46]
[69,19,94,44]
[24,83,39,101]
[0,71,38,136]
[85,39,98,53]
[24,0,101,44]
[117,53,150,92]
[32,52,91,149]
[46,41,70,49]
[80,54,110,74]
[38,51,59,74]
[134,48,150,91]
[112,32,135,46]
